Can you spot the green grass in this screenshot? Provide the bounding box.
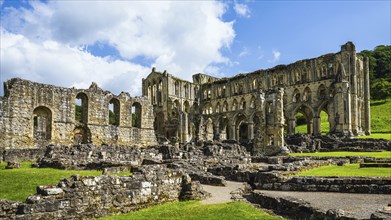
[0,162,101,201]
[289,151,391,158]
[357,133,391,140]
[98,201,281,220]
[370,100,391,133]
[297,163,391,177]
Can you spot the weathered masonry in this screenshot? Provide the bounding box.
[143,42,370,153]
[0,79,157,148]
[0,42,370,152]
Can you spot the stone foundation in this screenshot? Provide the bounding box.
[0,165,209,220]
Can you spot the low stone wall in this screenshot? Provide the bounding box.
[286,133,391,153]
[254,176,391,194]
[251,191,356,220]
[1,147,46,163]
[0,165,209,220]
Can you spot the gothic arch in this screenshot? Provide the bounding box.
[109,98,120,126]
[33,106,52,142]
[132,102,142,128]
[215,102,221,113]
[75,92,88,124]
[235,113,248,142]
[232,99,238,111]
[303,87,312,102]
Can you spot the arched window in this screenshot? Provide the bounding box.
[292,89,300,103]
[75,92,88,123]
[232,99,238,111]
[303,87,312,102]
[132,102,142,128]
[223,101,228,112]
[250,97,255,109]
[215,102,221,113]
[33,106,52,141]
[240,98,246,110]
[109,98,120,126]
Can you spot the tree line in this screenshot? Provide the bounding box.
[359,45,391,101]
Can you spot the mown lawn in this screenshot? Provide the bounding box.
[0,162,101,201]
[289,151,391,158]
[297,163,391,177]
[357,133,391,140]
[370,100,391,133]
[98,201,282,220]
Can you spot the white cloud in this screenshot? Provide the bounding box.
[0,29,150,95]
[268,50,281,63]
[0,1,235,95]
[234,2,251,18]
[238,47,249,57]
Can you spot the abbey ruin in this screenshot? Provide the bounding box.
[0,42,371,153]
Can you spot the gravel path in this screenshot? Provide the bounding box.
[201,181,245,204]
[257,190,391,219]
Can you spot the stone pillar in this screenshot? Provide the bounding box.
[248,122,254,140]
[230,123,236,140]
[307,119,313,134]
[350,56,359,135]
[288,118,295,135]
[334,81,352,135]
[313,116,321,135]
[182,113,188,142]
[363,57,371,135]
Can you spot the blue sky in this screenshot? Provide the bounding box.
[1,0,390,95]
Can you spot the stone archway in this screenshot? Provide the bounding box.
[235,113,248,142]
[289,104,315,134]
[33,106,52,143]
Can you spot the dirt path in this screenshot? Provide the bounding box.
[201,181,245,204]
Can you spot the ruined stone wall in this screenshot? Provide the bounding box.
[0,78,157,148]
[142,42,370,153]
[0,165,207,220]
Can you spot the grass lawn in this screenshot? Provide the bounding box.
[98,201,281,220]
[370,100,391,133]
[357,133,391,140]
[297,163,391,177]
[0,162,101,201]
[289,151,391,158]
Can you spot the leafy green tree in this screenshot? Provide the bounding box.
[371,79,391,102]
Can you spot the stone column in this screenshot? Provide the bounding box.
[350,55,359,135]
[363,57,371,135]
[307,119,313,134]
[288,118,295,135]
[182,113,188,142]
[248,122,254,140]
[230,123,236,140]
[313,116,321,135]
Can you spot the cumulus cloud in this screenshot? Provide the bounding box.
[0,1,235,95]
[0,29,150,95]
[234,2,251,18]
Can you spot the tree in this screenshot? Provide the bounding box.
[371,79,391,102]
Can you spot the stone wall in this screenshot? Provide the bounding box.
[142,42,371,153]
[254,176,391,194]
[0,148,46,163]
[286,133,391,153]
[0,165,209,220]
[0,78,157,148]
